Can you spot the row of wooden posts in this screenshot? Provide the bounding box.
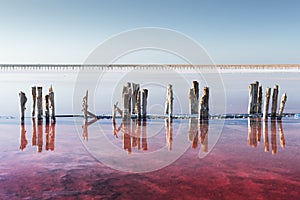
[248,81,287,120]
[19,85,56,124]
[82,81,210,123]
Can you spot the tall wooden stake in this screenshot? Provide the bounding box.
[45,94,50,124]
[49,85,56,124]
[271,85,279,119]
[82,90,88,125]
[263,87,271,120]
[278,93,287,120]
[257,85,263,114]
[31,86,36,118]
[248,82,258,114]
[37,87,43,122]
[164,84,173,118]
[19,91,27,125]
[200,87,209,120]
[141,89,148,119]
[132,83,140,115]
[189,81,199,115]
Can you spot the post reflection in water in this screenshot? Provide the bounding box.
[32,119,37,146]
[247,118,286,154]
[37,123,43,152]
[188,118,198,149]
[110,118,148,154]
[19,124,27,151]
[45,124,55,151]
[200,120,209,153]
[165,118,172,151]
[187,118,209,152]
[19,120,56,152]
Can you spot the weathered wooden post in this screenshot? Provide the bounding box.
[49,85,56,124]
[164,84,173,118]
[141,89,148,120]
[263,87,271,120]
[132,83,140,115]
[37,86,43,122]
[122,85,131,121]
[189,81,199,115]
[19,91,27,125]
[277,93,287,120]
[136,90,141,120]
[82,90,88,125]
[31,86,36,118]
[257,85,263,114]
[45,94,50,124]
[200,87,209,120]
[248,82,258,114]
[271,85,279,119]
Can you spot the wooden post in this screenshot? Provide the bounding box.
[31,86,36,118]
[164,84,173,118]
[122,85,131,121]
[189,81,199,115]
[19,91,27,125]
[49,85,56,124]
[82,90,88,124]
[257,85,263,114]
[277,93,287,120]
[141,89,148,119]
[136,90,141,120]
[126,82,132,115]
[45,94,50,124]
[132,83,140,115]
[248,82,258,114]
[271,85,279,119]
[263,87,271,120]
[37,86,43,122]
[200,87,209,120]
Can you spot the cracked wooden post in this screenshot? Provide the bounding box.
[141,89,148,120]
[132,83,140,115]
[277,93,287,120]
[37,87,43,123]
[45,94,50,124]
[19,91,27,125]
[271,85,279,119]
[248,82,258,114]
[31,86,36,118]
[257,85,263,114]
[82,90,88,125]
[49,85,56,124]
[136,90,141,120]
[200,87,209,120]
[122,85,131,121]
[164,84,173,118]
[263,87,271,120]
[189,81,199,115]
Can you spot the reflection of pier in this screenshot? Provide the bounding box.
[19,120,56,152]
[188,118,209,152]
[247,118,285,154]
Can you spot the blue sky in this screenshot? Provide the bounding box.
[0,0,299,64]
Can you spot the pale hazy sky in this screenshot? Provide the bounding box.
[0,0,299,64]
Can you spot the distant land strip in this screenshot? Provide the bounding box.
[1,64,300,72]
